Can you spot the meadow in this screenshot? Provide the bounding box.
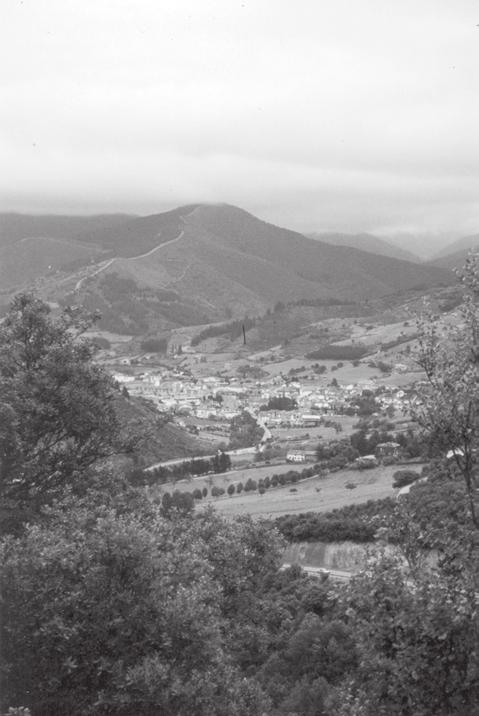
[207,464,397,518]
[158,463,403,519]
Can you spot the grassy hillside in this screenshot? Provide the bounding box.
[74,205,199,256]
[1,205,455,334]
[0,213,133,246]
[0,237,104,291]
[61,273,216,335]
[85,204,453,322]
[116,394,213,464]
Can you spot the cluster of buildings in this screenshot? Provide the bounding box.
[112,364,409,429]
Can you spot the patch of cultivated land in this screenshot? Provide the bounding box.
[335,320,418,346]
[209,466,397,518]
[270,427,338,444]
[176,463,401,518]
[315,360,379,384]
[261,357,314,376]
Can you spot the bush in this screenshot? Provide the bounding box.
[306,344,368,361]
[140,337,168,353]
[275,498,397,542]
[392,470,421,489]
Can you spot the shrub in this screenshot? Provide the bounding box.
[392,470,421,489]
[140,337,168,353]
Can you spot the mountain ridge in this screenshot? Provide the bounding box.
[428,233,479,269]
[308,231,421,263]
[0,204,455,334]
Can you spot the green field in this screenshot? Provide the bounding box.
[171,463,402,519]
[206,465,397,518]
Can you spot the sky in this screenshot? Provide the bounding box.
[2,0,479,237]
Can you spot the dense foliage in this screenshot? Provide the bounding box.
[306,345,369,361]
[259,396,298,411]
[413,254,479,525]
[191,316,256,346]
[0,295,124,529]
[229,411,265,449]
[275,499,396,543]
[147,451,231,484]
[140,336,168,353]
[0,498,274,715]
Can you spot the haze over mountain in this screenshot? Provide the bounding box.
[428,233,479,269]
[382,232,460,261]
[308,232,420,263]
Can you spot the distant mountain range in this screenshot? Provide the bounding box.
[428,233,479,270]
[0,204,454,334]
[308,232,420,263]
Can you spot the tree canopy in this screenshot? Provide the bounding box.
[0,294,122,527]
[413,254,479,525]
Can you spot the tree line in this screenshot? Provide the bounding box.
[190,316,256,346]
[147,451,232,484]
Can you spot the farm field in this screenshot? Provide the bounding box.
[270,426,337,444]
[270,414,358,442]
[261,357,315,376]
[335,320,418,347]
[309,360,379,384]
[195,464,401,519]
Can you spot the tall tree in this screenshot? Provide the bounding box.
[0,294,121,526]
[413,254,479,526]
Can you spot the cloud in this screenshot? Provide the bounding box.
[1,0,479,235]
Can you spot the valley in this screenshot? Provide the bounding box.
[0,203,463,518]
[2,204,478,715]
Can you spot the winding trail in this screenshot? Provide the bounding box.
[75,229,185,291]
[75,258,116,290]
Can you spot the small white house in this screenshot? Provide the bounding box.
[286,452,306,464]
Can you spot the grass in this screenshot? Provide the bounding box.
[192,464,400,519]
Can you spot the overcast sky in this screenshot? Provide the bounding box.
[2,0,479,236]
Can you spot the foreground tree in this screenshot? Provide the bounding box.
[0,497,270,715]
[413,255,479,526]
[335,555,479,716]
[0,294,122,527]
